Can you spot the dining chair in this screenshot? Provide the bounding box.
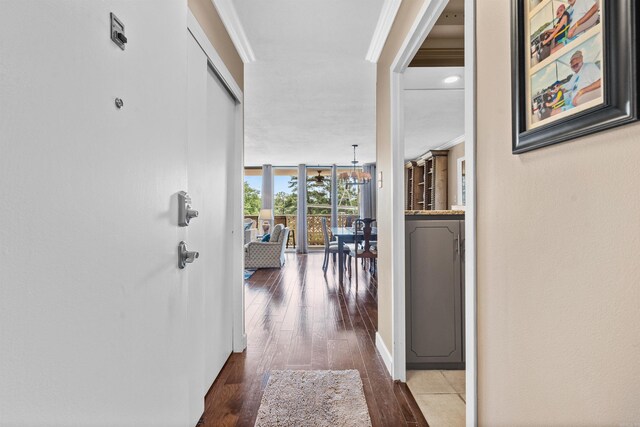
[321,217,349,273]
[345,215,355,227]
[348,218,377,291]
[347,218,377,273]
[366,220,377,274]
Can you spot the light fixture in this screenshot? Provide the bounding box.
[444,75,461,84]
[339,144,371,188]
[313,170,326,184]
[259,208,273,234]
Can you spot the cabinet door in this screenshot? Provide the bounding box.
[406,220,463,364]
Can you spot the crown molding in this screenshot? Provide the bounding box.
[365,0,402,63]
[211,0,256,63]
[436,134,465,150]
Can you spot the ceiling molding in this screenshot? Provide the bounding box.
[409,47,464,67]
[365,0,402,63]
[436,134,465,150]
[211,0,256,63]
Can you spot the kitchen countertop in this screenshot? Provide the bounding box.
[405,210,465,216]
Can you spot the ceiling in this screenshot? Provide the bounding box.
[234,0,464,166]
[403,67,465,160]
[234,0,383,167]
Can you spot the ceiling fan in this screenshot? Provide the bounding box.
[313,170,326,184]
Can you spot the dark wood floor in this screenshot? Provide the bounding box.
[201,252,428,427]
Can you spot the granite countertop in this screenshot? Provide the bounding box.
[405,210,465,215]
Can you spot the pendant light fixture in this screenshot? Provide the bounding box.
[339,144,371,188]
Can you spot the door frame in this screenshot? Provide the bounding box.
[389,0,477,425]
[187,10,246,353]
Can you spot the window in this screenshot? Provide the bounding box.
[307,168,331,246]
[244,168,262,215]
[273,170,298,216]
[336,167,360,226]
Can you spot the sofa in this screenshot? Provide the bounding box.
[244,223,290,269]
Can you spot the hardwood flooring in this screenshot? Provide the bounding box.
[201,252,428,427]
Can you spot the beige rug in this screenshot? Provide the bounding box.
[254,370,372,427]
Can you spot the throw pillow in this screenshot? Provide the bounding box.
[261,234,271,242]
[244,221,252,231]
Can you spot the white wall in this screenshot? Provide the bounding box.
[0,2,193,425]
[447,142,465,208]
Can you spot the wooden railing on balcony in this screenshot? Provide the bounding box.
[243,214,356,247]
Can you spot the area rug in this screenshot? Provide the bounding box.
[254,370,372,427]
[244,269,256,280]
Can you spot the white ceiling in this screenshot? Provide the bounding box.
[403,67,465,160]
[234,0,383,166]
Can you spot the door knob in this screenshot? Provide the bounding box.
[178,241,199,269]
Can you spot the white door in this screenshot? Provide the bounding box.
[204,64,236,386]
[185,33,236,424]
[0,2,191,426]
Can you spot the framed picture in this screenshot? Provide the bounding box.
[512,0,639,153]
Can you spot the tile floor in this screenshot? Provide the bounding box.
[407,370,465,427]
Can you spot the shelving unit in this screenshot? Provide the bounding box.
[405,162,415,210]
[414,162,425,209]
[405,150,448,210]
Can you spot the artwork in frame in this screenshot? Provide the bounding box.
[512,0,639,153]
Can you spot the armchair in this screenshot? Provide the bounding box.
[244,218,257,245]
[244,224,290,269]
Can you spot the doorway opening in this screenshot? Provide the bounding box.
[389,0,476,425]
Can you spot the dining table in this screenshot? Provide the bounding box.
[330,226,378,284]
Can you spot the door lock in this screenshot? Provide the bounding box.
[178,241,199,269]
[110,13,127,50]
[178,191,199,226]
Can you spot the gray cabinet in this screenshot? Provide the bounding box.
[406,217,465,369]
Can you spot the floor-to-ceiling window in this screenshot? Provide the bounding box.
[244,168,262,219]
[306,168,331,247]
[244,165,363,249]
[273,168,298,247]
[273,169,297,216]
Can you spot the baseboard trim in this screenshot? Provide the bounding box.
[376,332,393,376]
[233,333,247,353]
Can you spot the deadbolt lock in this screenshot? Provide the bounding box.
[178,191,199,226]
[110,13,127,50]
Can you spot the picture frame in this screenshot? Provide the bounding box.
[512,0,639,154]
